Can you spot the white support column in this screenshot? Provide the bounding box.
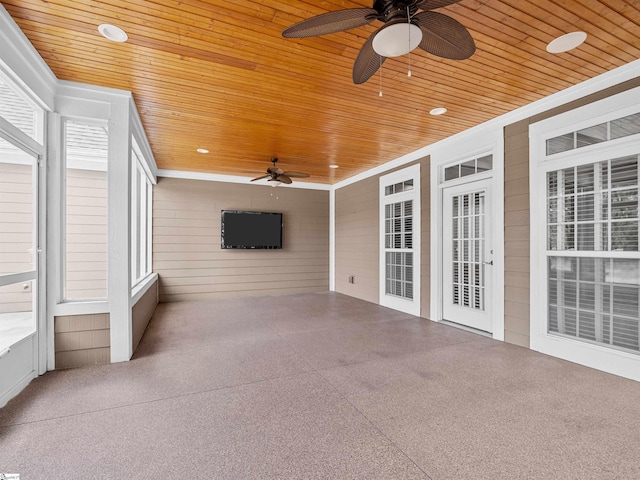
[108,100,132,362]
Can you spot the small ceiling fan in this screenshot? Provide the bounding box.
[282,0,475,84]
[250,158,310,184]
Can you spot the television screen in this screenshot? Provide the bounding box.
[221,211,283,249]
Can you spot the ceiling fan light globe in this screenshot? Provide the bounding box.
[372,23,422,57]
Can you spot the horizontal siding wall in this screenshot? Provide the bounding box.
[504,120,531,347]
[54,313,110,369]
[153,177,329,302]
[335,158,430,316]
[335,176,378,304]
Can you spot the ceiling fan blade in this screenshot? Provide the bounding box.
[283,171,310,178]
[251,174,271,182]
[352,27,386,84]
[277,174,293,184]
[414,11,475,60]
[283,8,378,38]
[416,0,463,10]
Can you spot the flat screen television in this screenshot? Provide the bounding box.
[221,210,283,249]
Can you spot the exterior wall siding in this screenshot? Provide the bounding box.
[335,158,431,317]
[54,313,110,369]
[152,177,329,302]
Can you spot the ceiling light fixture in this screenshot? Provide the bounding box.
[546,32,587,54]
[329,164,339,169]
[196,148,209,154]
[98,24,128,43]
[430,107,447,116]
[372,22,422,58]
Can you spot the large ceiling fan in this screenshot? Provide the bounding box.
[251,158,310,185]
[282,0,475,84]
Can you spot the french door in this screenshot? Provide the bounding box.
[442,179,493,332]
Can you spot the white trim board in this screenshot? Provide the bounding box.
[158,169,332,191]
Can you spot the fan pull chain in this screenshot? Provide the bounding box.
[407,6,412,78]
[378,56,383,97]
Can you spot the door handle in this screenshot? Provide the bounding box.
[483,260,493,265]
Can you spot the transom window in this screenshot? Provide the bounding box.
[444,154,492,182]
[546,112,640,156]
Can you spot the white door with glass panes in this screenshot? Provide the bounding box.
[442,179,493,332]
[380,165,420,316]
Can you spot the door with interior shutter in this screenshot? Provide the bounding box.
[442,179,493,332]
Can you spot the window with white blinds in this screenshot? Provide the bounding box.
[385,200,413,300]
[546,155,639,353]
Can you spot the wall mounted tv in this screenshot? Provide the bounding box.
[221,210,283,249]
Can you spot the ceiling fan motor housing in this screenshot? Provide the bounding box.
[373,0,421,22]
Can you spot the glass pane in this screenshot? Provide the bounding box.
[0,280,35,351]
[0,137,35,276]
[610,113,640,140]
[444,165,459,181]
[548,171,558,197]
[576,164,594,192]
[65,120,109,301]
[0,73,42,142]
[547,133,574,155]
[611,221,638,251]
[460,160,475,177]
[577,123,607,148]
[476,155,493,172]
[611,189,638,219]
[562,168,575,195]
[610,156,638,189]
[549,257,640,353]
[577,193,594,221]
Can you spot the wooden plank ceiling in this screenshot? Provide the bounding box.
[3,0,639,184]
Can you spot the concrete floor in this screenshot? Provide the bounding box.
[1,292,639,479]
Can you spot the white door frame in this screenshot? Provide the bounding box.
[379,164,421,316]
[430,133,505,340]
[442,178,494,332]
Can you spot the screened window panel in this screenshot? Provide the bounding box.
[0,74,42,141]
[64,120,108,301]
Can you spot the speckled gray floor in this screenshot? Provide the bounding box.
[1,292,640,479]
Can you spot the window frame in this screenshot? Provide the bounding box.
[131,139,153,288]
[61,117,110,303]
[530,86,640,381]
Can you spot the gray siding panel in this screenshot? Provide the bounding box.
[334,158,430,317]
[152,178,329,302]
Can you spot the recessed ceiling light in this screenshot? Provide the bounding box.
[329,164,339,169]
[196,148,209,154]
[546,32,587,54]
[430,107,447,116]
[98,24,128,43]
